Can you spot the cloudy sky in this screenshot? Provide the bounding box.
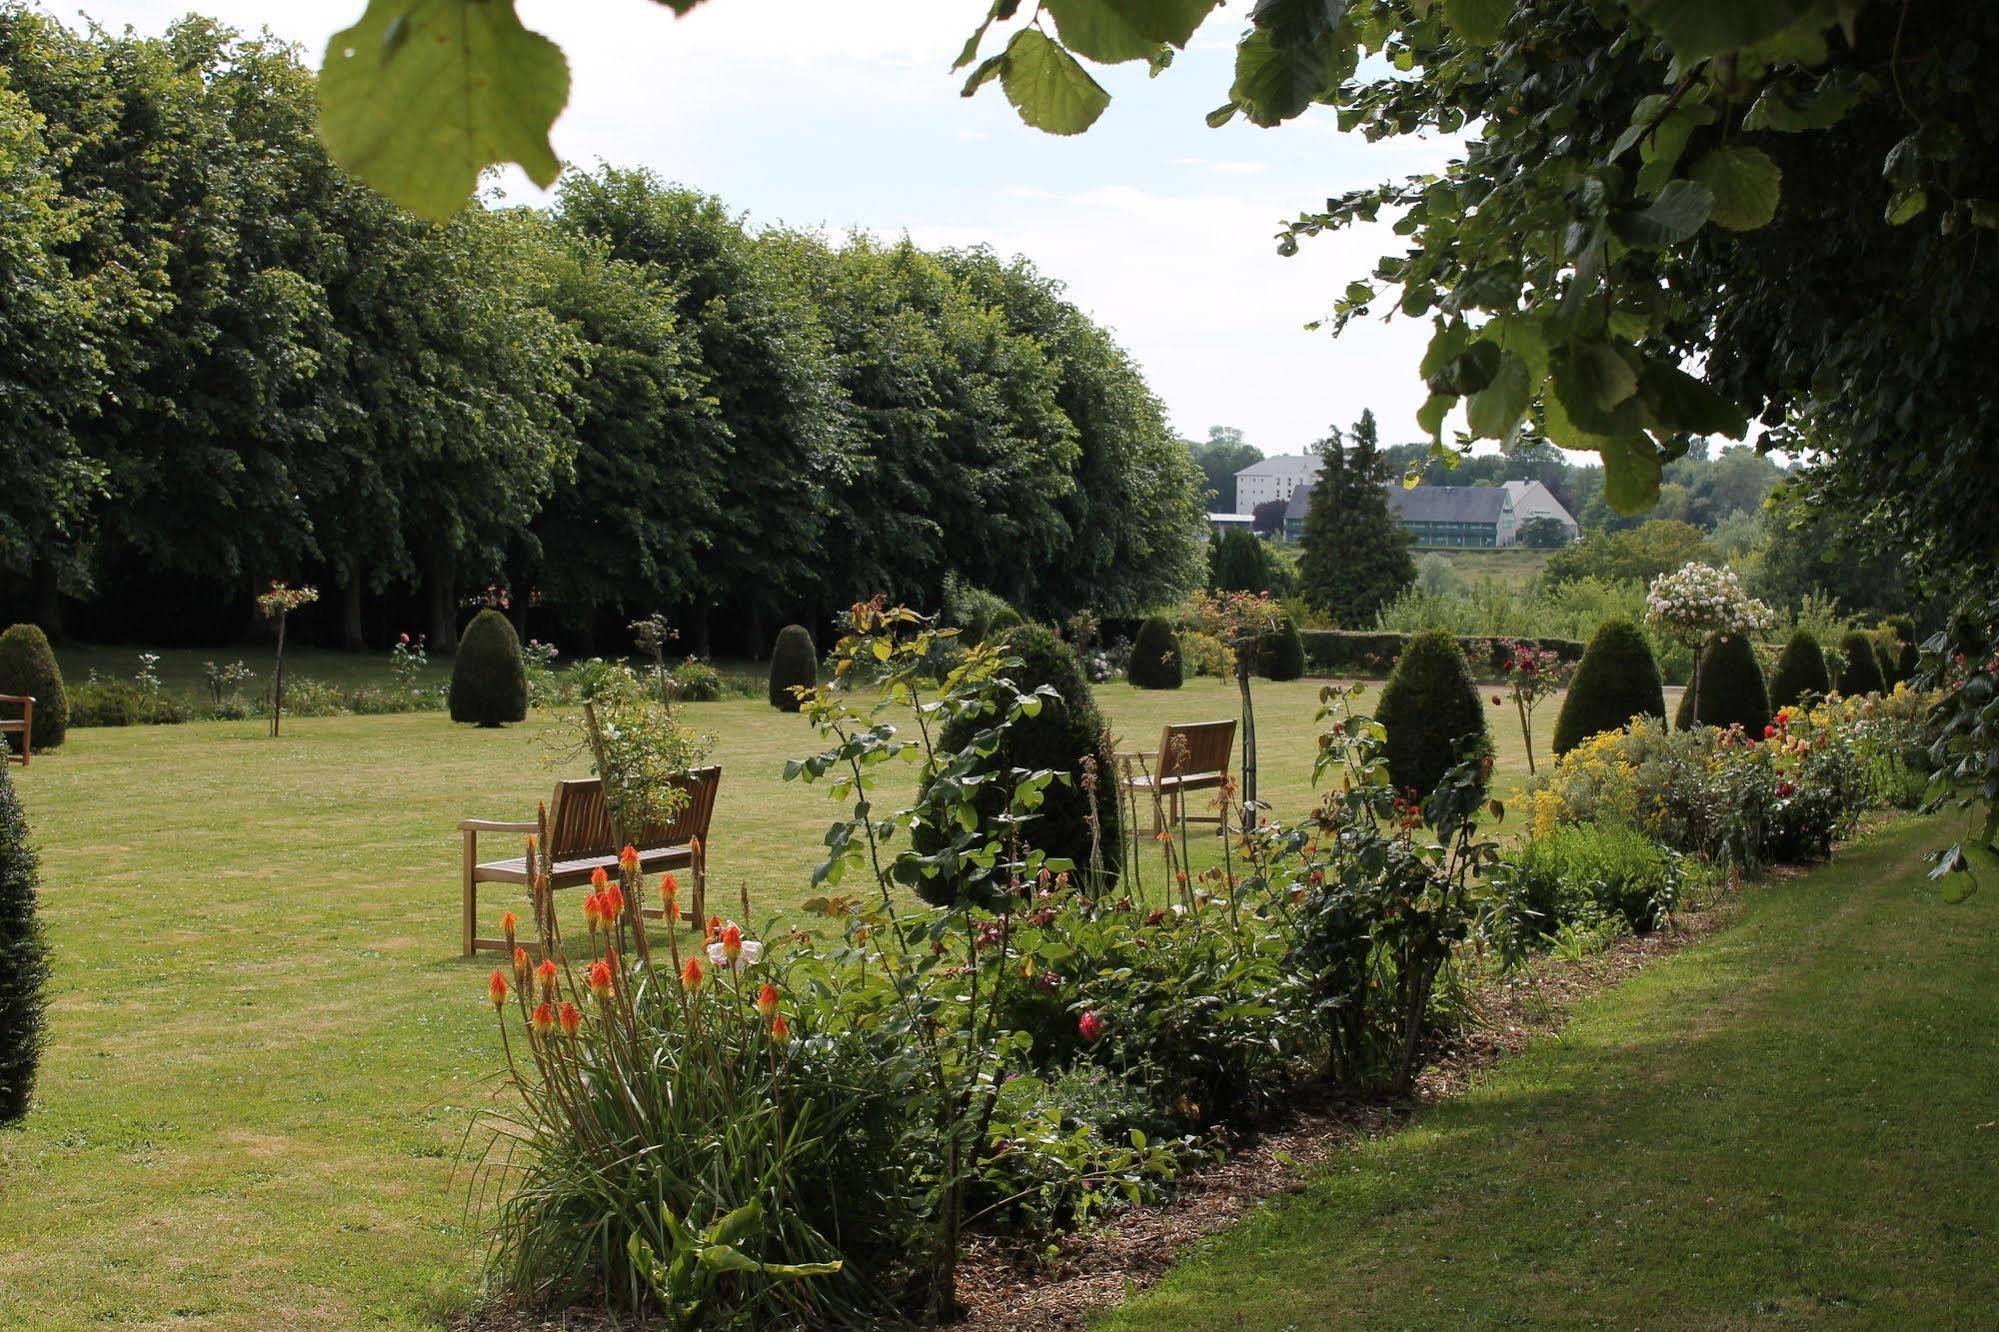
[71,0,1458,456]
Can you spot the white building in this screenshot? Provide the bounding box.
[1501,480,1581,540]
[1232,454,1321,514]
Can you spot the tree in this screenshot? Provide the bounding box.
[1769,631,1833,708]
[1553,620,1666,756]
[767,624,817,712]
[1836,630,1886,697]
[0,624,67,751]
[1543,522,1714,587]
[0,763,47,1123]
[1188,427,1261,510]
[450,609,529,726]
[1250,498,1288,537]
[1208,530,1280,596]
[1297,410,1414,626]
[1674,634,1771,734]
[1516,516,1572,549]
[1126,617,1182,690]
[1376,629,1487,799]
[1255,618,1306,682]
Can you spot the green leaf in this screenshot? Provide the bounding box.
[1614,178,1714,248]
[1000,30,1111,135]
[1628,0,1820,62]
[1689,146,1782,231]
[1043,0,1217,62]
[1228,27,1335,126]
[1426,339,1501,396]
[1565,342,1639,411]
[1635,356,1749,438]
[1416,391,1453,441]
[961,52,1007,96]
[1441,0,1509,44]
[318,0,569,222]
[1885,184,1928,226]
[1598,435,1664,514]
[1466,348,1534,440]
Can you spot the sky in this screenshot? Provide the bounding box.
[70,0,1459,456]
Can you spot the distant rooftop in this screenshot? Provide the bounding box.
[1235,453,1321,477]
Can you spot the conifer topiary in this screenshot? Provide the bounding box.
[1768,630,1833,708]
[1126,616,1182,690]
[1676,633,1771,732]
[448,609,528,727]
[0,624,67,751]
[1553,619,1666,756]
[768,624,817,712]
[1376,628,1487,798]
[1256,617,1306,681]
[0,764,48,1123]
[1836,630,1886,695]
[914,624,1120,904]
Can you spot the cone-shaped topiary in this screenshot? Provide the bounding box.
[1126,616,1182,690]
[448,609,528,727]
[0,764,48,1123]
[768,624,817,712]
[913,624,1120,905]
[1553,619,1666,756]
[1376,628,1487,798]
[1768,630,1833,708]
[1872,636,1899,688]
[0,624,67,751]
[1256,617,1306,682]
[1676,633,1771,732]
[1836,630,1886,695]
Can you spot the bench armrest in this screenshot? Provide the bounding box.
[1113,750,1158,763]
[459,819,538,833]
[0,694,33,705]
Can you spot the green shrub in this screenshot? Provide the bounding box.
[449,609,528,727]
[942,575,1019,646]
[673,657,728,703]
[1125,616,1182,690]
[1255,617,1306,681]
[1300,629,1586,681]
[67,680,191,727]
[0,625,67,750]
[1836,630,1886,696]
[767,625,817,712]
[1552,619,1666,756]
[915,624,1120,904]
[1676,633,1771,733]
[1375,628,1488,798]
[1208,529,1283,595]
[0,764,48,1123]
[1768,630,1833,708]
[1504,823,1684,935]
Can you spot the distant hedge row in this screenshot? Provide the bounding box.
[1299,631,1586,680]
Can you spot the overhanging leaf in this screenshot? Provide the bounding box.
[1000,29,1111,135]
[1442,0,1510,44]
[1614,177,1714,247]
[1466,348,1535,440]
[1628,0,1820,62]
[1598,435,1665,514]
[1044,0,1218,62]
[1636,356,1749,438]
[1229,27,1336,126]
[318,0,569,222]
[1690,145,1782,231]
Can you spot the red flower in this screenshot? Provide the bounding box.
[587,959,614,1000]
[582,893,603,929]
[601,884,626,920]
[757,983,780,1020]
[1764,725,1777,738]
[535,958,559,999]
[497,911,519,942]
[530,1002,555,1037]
[558,1001,582,1037]
[1078,1011,1105,1043]
[512,945,530,979]
[487,970,509,1009]
[681,957,705,991]
[769,1014,791,1044]
[1491,695,1504,706]
[618,844,640,873]
[590,865,609,890]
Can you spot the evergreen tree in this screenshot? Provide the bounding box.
[767,624,817,712]
[1836,630,1886,696]
[449,609,528,726]
[0,625,66,750]
[1208,529,1278,594]
[1126,617,1182,689]
[1676,634,1771,733]
[1769,630,1832,708]
[1553,619,1667,755]
[0,763,48,1123]
[1297,410,1415,626]
[1376,628,1487,798]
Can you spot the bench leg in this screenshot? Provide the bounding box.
[462,831,477,957]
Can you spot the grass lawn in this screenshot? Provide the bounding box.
[1429,546,1554,593]
[1100,812,1999,1330]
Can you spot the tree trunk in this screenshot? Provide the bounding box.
[270,613,287,738]
[341,576,366,652]
[429,550,458,654]
[29,556,63,642]
[1236,666,1258,828]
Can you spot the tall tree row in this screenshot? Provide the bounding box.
[0,11,1204,652]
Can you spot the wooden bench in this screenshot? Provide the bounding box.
[0,694,31,766]
[1119,720,1236,833]
[460,767,719,955]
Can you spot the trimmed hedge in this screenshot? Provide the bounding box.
[1836,630,1887,696]
[1256,618,1306,682]
[1768,630,1833,708]
[768,624,817,712]
[914,624,1119,904]
[0,763,48,1123]
[0,624,67,751]
[1676,633,1771,733]
[1126,617,1182,690]
[448,609,528,726]
[1299,629,1585,681]
[1375,628,1488,798]
[1553,619,1666,756]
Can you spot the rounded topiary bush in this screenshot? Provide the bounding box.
[0,624,67,751]
[1376,628,1487,798]
[448,609,528,727]
[0,764,48,1123]
[1676,633,1770,733]
[1836,630,1886,696]
[1256,617,1306,682]
[1768,630,1832,708]
[1553,619,1666,756]
[767,624,817,712]
[1126,616,1182,690]
[913,623,1120,905]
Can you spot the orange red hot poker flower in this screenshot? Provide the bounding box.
[587,959,614,1001]
[619,844,640,873]
[487,970,509,1009]
[530,1002,556,1037]
[535,959,559,1000]
[756,982,779,1020]
[680,957,705,992]
[557,1001,582,1037]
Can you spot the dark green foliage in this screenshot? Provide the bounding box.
[1126,616,1182,690]
[1676,634,1771,733]
[0,764,48,1123]
[448,610,528,727]
[1553,620,1666,756]
[915,624,1119,905]
[1872,638,1898,689]
[1375,628,1487,798]
[1302,630,1585,682]
[1768,631,1832,708]
[1836,631,1886,696]
[1208,530,1280,595]
[1297,410,1415,627]
[1256,618,1306,682]
[1878,616,1919,683]
[0,625,65,751]
[767,624,817,712]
